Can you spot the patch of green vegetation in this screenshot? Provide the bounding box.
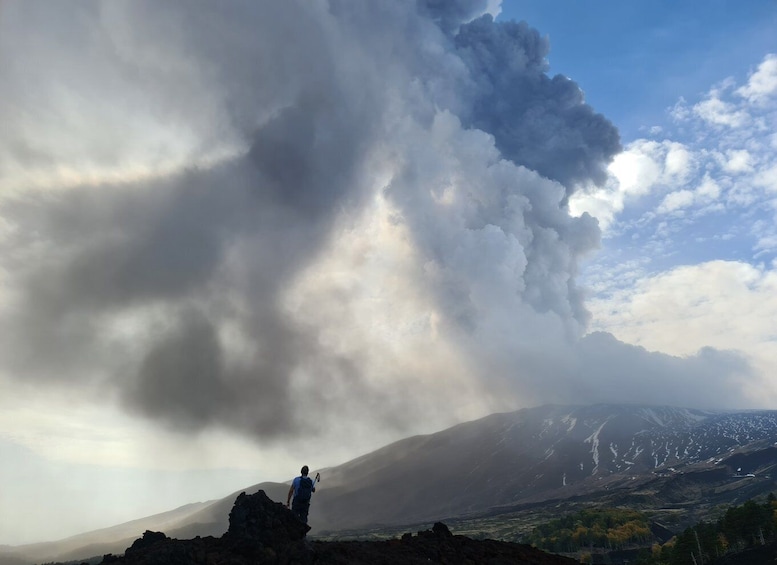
[526,507,652,553]
[641,494,777,565]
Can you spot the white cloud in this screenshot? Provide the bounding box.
[567,180,622,230]
[755,235,777,254]
[486,0,503,17]
[629,140,695,187]
[753,164,777,192]
[664,143,694,179]
[657,189,694,213]
[693,95,750,128]
[608,141,664,194]
[696,174,721,200]
[720,149,754,173]
[586,260,777,406]
[569,139,697,229]
[737,53,777,105]
[669,96,691,121]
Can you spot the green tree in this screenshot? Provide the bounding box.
[720,499,773,548]
[527,508,653,553]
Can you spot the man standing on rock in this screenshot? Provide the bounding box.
[286,465,319,524]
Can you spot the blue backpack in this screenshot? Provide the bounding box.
[296,476,314,503]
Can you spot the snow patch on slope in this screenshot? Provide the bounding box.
[585,419,610,474]
[562,415,577,432]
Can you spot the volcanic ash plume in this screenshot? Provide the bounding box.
[0,0,752,449]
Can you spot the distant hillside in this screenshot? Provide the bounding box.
[311,404,777,531]
[4,404,777,564]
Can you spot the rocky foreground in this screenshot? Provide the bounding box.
[96,490,575,564]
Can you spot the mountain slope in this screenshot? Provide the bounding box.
[310,404,777,530]
[5,404,777,564]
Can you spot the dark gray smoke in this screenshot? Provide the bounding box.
[418,0,493,35]
[453,14,622,191]
[0,0,755,449]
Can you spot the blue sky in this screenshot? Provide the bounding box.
[1,0,776,547]
[501,1,777,139]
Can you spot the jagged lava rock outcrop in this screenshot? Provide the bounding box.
[101,490,310,564]
[224,491,309,545]
[309,522,578,564]
[97,490,576,564]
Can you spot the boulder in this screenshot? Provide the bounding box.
[224,490,310,547]
[124,530,169,556]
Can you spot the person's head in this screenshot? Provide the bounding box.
[301,465,309,476]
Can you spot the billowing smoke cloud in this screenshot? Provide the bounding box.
[0,0,754,448]
[453,15,622,191]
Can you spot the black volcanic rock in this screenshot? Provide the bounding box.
[225,490,309,545]
[310,527,579,564]
[124,530,169,556]
[96,490,576,565]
